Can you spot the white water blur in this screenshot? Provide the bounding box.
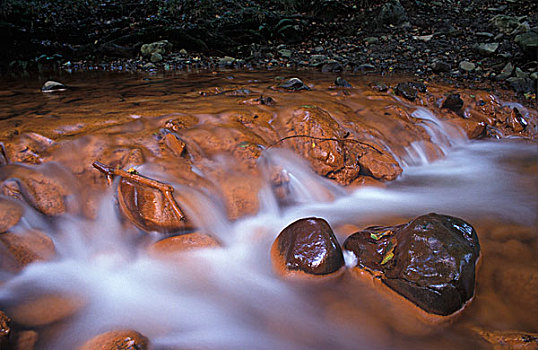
[0,107,537,349]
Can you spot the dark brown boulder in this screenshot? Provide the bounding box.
[344,213,480,316]
[271,217,345,277]
[78,330,149,350]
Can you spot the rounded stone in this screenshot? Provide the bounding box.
[344,213,480,316]
[0,197,23,233]
[148,232,220,259]
[271,217,345,277]
[78,330,149,350]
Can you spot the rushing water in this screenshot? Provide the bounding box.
[0,72,536,349]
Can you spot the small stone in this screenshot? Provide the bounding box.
[506,107,527,132]
[143,62,156,70]
[370,81,389,92]
[379,0,408,25]
[506,77,534,93]
[496,62,514,80]
[321,60,343,73]
[357,63,376,72]
[531,72,538,81]
[150,52,163,63]
[431,60,451,73]
[79,330,149,350]
[140,40,172,57]
[475,42,499,56]
[278,49,293,58]
[459,61,476,72]
[344,213,480,316]
[41,80,66,93]
[395,82,418,101]
[179,48,188,55]
[218,56,236,68]
[476,32,494,38]
[278,77,310,91]
[271,217,345,277]
[364,37,379,44]
[441,93,464,113]
[413,34,433,42]
[515,67,530,79]
[335,76,352,88]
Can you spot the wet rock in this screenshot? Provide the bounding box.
[506,107,527,132]
[79,330,149,350]
[0,310,10,348]
[431,61,451,73]
[10,330,38,350]
[514,67,529,79]
[0,197,23,233]
[41,80,67,93]
[496,62,514,80]
[142,62,156,70]
[140,40,172,58]
[278,49,292,58]
[441,93,464,114]
[475,42,499,56]
[514,31,538,57]
[490,15,529,35]
[344,213,480,316]
[357,149,402,181]
[278,77,310,91]
[0,164,74,216]
[370,82,389,92]
[148,232,220,258]
[395,82,419,101]
[335,77,352,88]
[446,119,485,139]
[321,60,343,73]
[117,176,191,233]
[459,61,476,72]
[364,37,379,44]
[379,0,408,25]
[473,328,538,350]
[271,217,345,276]
[356,63,376,72]
[218,56,236,68]
[0,229,56,272]
[506,77,534,93]
[7,293,84,327]
[282,106,362,183]
[150,52,163,63]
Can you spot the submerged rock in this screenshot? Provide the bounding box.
[148,232,220,259]
[7,293,84,327]
[0,229,56,272]
[271,217,345,277]
[335,76,352,88]
[79,330,149,350]
[344,213,480,316]
[441,93,464,114]
[0,197,23,233]
[278,77,311,91]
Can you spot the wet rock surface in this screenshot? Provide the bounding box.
[272,217,344,276]
[0,310,10,348]
[148,232,220,258]
[344,213,481,316]
[79,330,149,350]
[0,229,56,272]
[0,197,23,233]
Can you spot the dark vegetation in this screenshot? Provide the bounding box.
[1,0,537,99]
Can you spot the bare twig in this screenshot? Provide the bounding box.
[92,161,185,221]
[268,134,384,154]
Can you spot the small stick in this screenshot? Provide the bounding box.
[92,161,185,221]
[268,134,384,154]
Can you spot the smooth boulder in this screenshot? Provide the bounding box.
[271,217,345,277]
[79,330,149,350]
[344,213,480,316]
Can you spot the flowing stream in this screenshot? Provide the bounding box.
[0,72,536,349]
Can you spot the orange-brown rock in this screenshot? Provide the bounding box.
[0,229,56,272]
[117,177,191,233]
[446,118,486,139]
[78,330,149,350]
[7,294,85,327]
[357,148,402,181]
[472,327,538,350]
[0,197,23,233]
[10,330,38,350]
[0,164,74,216]
[148,232,220,259]
[271,217,345,279]
[0,310,11,348]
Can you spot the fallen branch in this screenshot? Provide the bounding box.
[268,134,384,154]
[92,161,185,221]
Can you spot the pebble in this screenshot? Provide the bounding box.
[459,61,476,72]
[41,80,67,93]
